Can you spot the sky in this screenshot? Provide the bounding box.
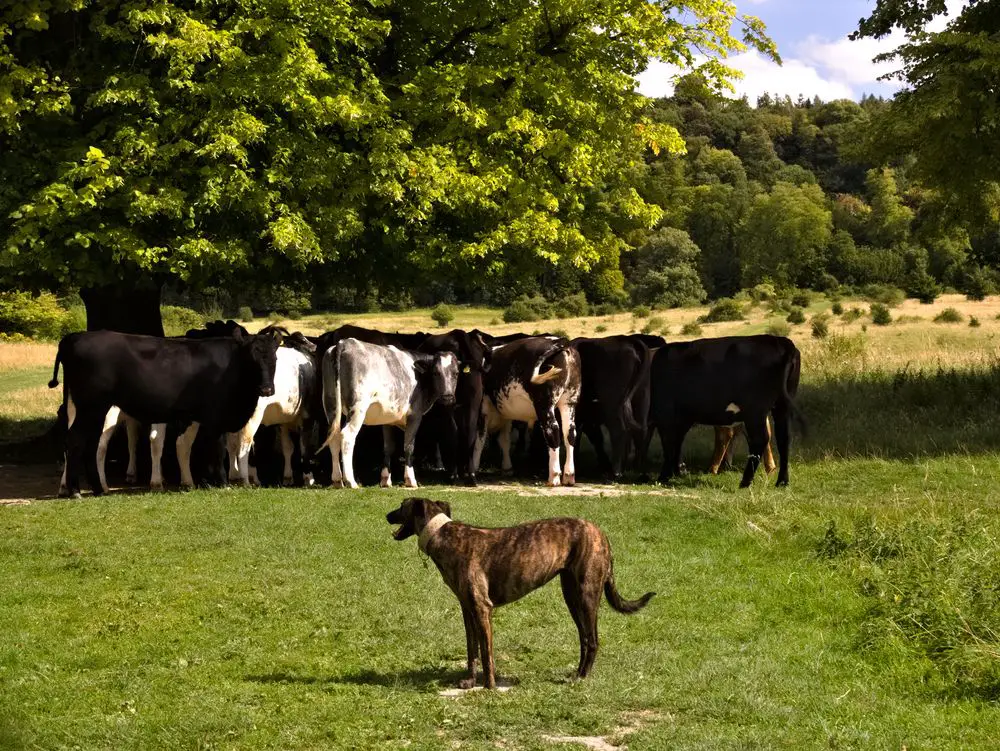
[636,0,938,103]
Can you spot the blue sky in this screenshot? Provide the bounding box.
[637,0,919,103]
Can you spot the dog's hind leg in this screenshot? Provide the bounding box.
[560,571,587,677]
[459,602,479,689]
[577,576,603,678]
[472,601,497,689]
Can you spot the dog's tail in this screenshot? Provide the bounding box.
[604,557,655,615]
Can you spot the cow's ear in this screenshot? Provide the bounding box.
[413,358,430,375]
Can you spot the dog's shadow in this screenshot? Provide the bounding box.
[246,667,465,691]
[246,667,522,692]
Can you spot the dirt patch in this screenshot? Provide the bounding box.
[542,709,662,751]
[436,482,695,499]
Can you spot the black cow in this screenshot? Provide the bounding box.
[650,335,802,488]
[48,329,280,497]
[571,335,655,481]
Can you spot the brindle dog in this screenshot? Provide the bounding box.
[386,497,655,689]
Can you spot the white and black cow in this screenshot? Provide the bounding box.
[226,333,319,486]
[49,329,280,497]
[319,338,459,489]
[473,336,581,487]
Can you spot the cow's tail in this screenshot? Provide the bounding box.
[621,340,653,433]
[529,339,570,385]
[48,345,63,388]
[604,553,655,615]
[781,345,807,437]
[318,344,344,452]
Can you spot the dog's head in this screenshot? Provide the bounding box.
[386,497,453,541]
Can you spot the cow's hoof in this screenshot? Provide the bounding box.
[180,483,195,491]
[149,482,164,492]
[547,476,561,488]
[380,479,392,489]
[500,466,514,477]
[57,485,69,498]
[464,475,478,487]
[776,478,789,488]
[281,476,295,487]
[563,473,576,487]
[70,491,82,500]
[404,480,418,489]
[303,473,315,487]
[125,473,137,485]
[347,482,360,489]
[331,479,345,489]
[457,677,478,690]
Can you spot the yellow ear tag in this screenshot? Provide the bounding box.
[462,365,471,373]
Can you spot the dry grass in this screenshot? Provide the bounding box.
[0,340,57,372]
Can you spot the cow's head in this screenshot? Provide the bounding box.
[386,497,453,541]
[242,329,282,397]
[415,351,459,407]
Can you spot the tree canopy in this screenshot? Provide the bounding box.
[0,0,776,310]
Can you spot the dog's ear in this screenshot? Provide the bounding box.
[402,496,431,519]
[439,500,452,518]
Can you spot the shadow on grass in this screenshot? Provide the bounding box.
[245,666,476,691]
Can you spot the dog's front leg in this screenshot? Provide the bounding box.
[459,601,479,689]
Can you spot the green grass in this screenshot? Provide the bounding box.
[3,466,1000,749]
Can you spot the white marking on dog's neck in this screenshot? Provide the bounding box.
[418,513,452,553]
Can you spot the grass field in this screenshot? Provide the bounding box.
[3,297,1000,748]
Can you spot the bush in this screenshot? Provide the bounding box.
[237,305,254,322]
[767,321,791,337]
[551,327,569,339]
[632,304,651,318]
[906,269,940,303]
[811,314,830,339]
[681,321,703,336]
[831,301,844,315]
[843,307,865,323]
[970,316,981,328]
[791,291,812,308]
[750,283,777,302]
[503,295,551,323]
[595,324,607,333]
[642,316,665,335]
[553,292,589,319]
[592,302,624,316]
[431,303,455,328]
[286,308,303,320]
[700,298,745,323]
[870,303,892,325]
[0,291,73,339]
[786,307,806,325]
[862,284,905,307]
[161,305,206,336]
[934,307,964,324]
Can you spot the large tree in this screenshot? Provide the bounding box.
[0,0,775,331]
[854,0,1000,228]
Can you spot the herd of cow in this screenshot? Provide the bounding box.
[47,320,803,498]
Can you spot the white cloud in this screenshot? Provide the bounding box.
[794,32,905,87]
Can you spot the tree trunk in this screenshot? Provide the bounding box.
[80,282,164,336]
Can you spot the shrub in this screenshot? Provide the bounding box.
[843,307,865,323]
[489,317,500,326]
[831,301,844,315]
[906,270,940,303]
[934,307,964,324]
[595,324,608,333]
[553,292,589,319]
[681,321,703,336]
[431,303,455,328]
[631,304,651,318]
[286,308,303,320]
[238,305,254,322]
[0,291,73,339]
[642,316,665,335]
[786,307,806,325]
[63,303,87,334]
[592,302,622,316]
[870,303,892,325]
[791,291,812,308]
[767,321,791,337]
[624,227,706,308]
[862,284,905,307]
[161,305,206,336]
[970,316,981,328]
[811,314,830,339]
[749,283,777,302]
[551,327,570,339]
[503,295,551,323]
[700,298,744,323]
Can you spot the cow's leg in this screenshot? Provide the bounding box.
[340,408,365,489]
[176,423,201,489]
[328,430,344,488]
[539,407,562,487]
[149,424,166,490]
[95,406,123,493]
[380,426,395,488]
[580,417,612,478]
[604,412,629,482]
[497,420,514,474]
[763,416,777,474]
[226,433,242,483]
[124,414,140,484]
[472,403,492,477]
[739,416,770,488]
[61,394,83,498]
[771,409,790,486]
[402,418,422,489]
[279,426,295,486]
[558,400,577,486]
[710,426,736,475]
[657,420,689,484]
[233,407,264,487]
